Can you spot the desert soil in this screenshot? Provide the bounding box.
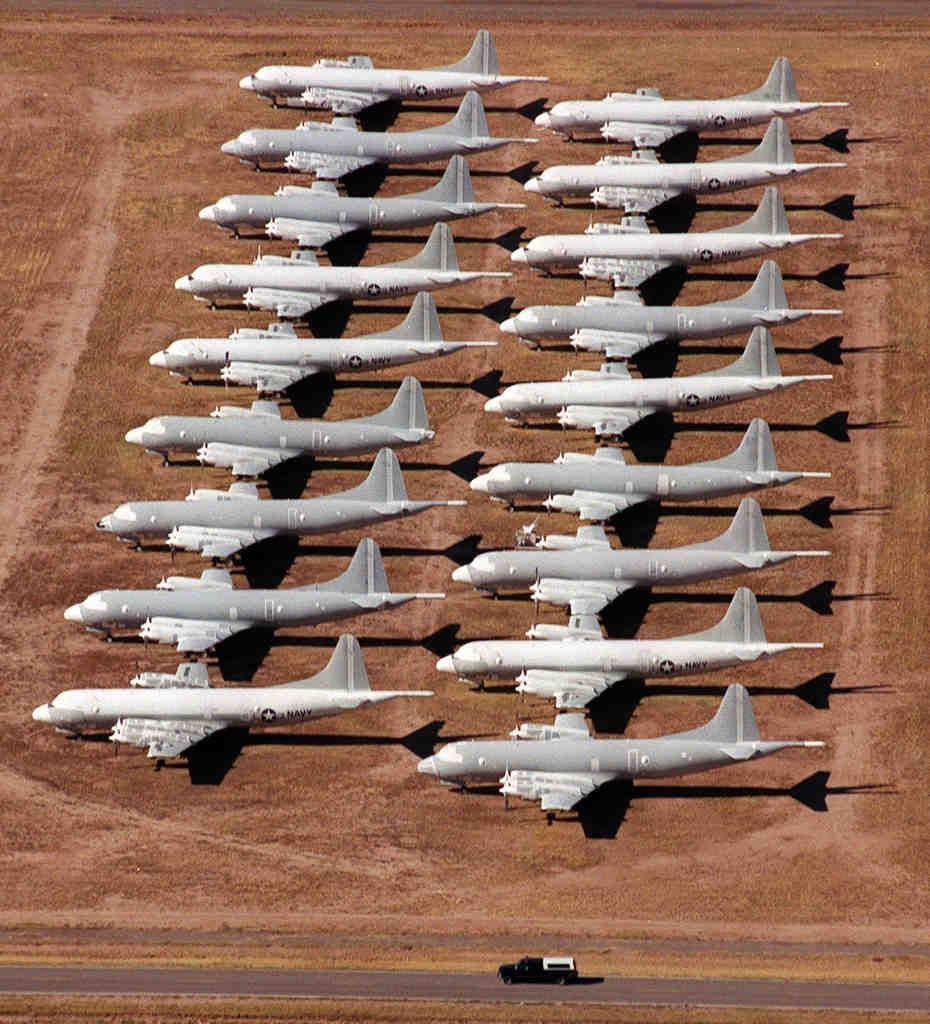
[0,0,927,984]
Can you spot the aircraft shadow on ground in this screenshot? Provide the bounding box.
[606,495,891,546]
[208,620,460,684]
[327,370,503,396]
[584,672,892,734]
[257,450,484,501]
[657,128,869,164]
[175,717,455,785]
[557,771,895,839]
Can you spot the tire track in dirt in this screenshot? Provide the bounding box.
[0,87,139,595]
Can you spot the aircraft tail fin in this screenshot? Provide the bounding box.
[441,90,491,140]
[677,588,767,645]
[367,376,431,433]
[721,186,790,236]
[732,57,799,103]
[692,497,770,554]
[388,222,460,273]
[380,292,444,343]
[703,326,781,379]
[433,29,499,76]
[341,448,410,503]
[678,684,762,743]
[700,419,778,474]
[284,635,371,692]
[315,537,390,594]
[414,155,476,205]
[732,260,789,312]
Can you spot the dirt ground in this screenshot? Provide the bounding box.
[0,0,927,983]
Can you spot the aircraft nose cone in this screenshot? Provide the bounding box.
[416,756,438,776]
[32,704,51,724]
[198,204,218,222]
[221,140,240,156]
[469,474,490,493]
[239,74,255,91]
[510,249,528,265]
[435,655,456,673]
[64,604,84,623]
[451,566,473,584]
[124,427,145,445]
[523,178,542,194]
[534,112,552,128]
[148,351,168,369]
[499,317,518,335]
[174,275,193,292]
[484,396,503,414]
[96,515,112,531]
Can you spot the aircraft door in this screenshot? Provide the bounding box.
[627,749,650,775]
[264,599,275,622]
[657,473,670,497]
[287,507,298,530]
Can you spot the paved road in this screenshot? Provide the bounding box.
[1,964,928,1011]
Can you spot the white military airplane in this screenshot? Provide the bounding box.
[524,117,845,211]
[64,538,445,654]
[240,30,547,113]
[221,92,536,179]
[437,587,822,706]
[469,418,830,520]
[198,156,525,248]
[175,222,510,320]
[511,187,842,288]
[485,326,831,435]
[150,292,497,392]
[534,57,846,146]
[451,497,829,615]
[418,683,824,819]
[96,448,466,560]
[33,636,433,761]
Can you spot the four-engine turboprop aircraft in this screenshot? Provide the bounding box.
[239,29,548,113]
[175,222,510,320]
[510,187,842,288]
[524,117,846,211]
[533,56,847,146]
[499,259,841,358]
[63,538,445,653]
[124,376,433,476]
[485,326,831,435]
[33,635,434,760]
[417,683,824,817]
[469,418,830,520]
[220,92,536,178]
[199,156,525,247]
[96,447,466,560]
[437,587,822,704]
[150,292,497,392]
[451,496,829,614]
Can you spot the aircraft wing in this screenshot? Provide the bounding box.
[561,404,657,437]
[600,186,684,212]
[243,287,331,319]
[196,442,305,477]
[570,329,665,359]
[501,769,616,811]
[265,217,353,248]
[110,717,223,759]
[602,121,685,148]
[566,488,652,520]
[288,150,380,180]
[303,88,392,115]
[223,361,318,393]
[167,525,280,559]
[532,576,633,614]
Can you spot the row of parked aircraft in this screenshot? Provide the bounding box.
[35,34,846,825]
